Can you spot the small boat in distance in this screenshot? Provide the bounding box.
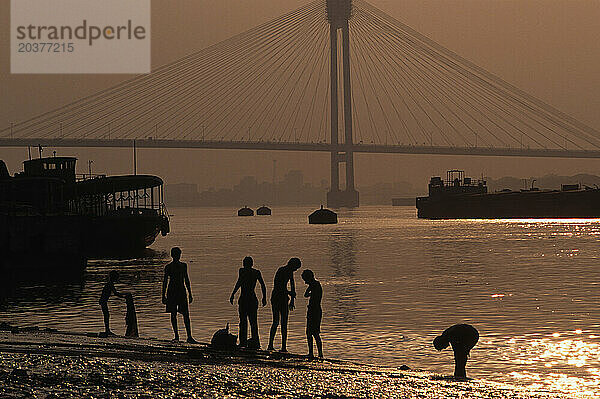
[256,206,272,215]
[308,205,337,224]
[238,206,254,216]
[417,170,600,219]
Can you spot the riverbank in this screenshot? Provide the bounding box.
[0,327,568,398]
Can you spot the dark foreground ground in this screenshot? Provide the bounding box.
[0,327,569,399]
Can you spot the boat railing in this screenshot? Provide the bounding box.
[68,188,166,217]
[160,202,170,219]
[76,173,107,182]
[442,177,486,188]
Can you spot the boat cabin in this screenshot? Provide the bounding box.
[0,157,71,214]
[428,170,487,197]
[21,157,77,183]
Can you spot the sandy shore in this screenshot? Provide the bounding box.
[0,327,568,398]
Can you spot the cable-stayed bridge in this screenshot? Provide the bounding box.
[3,0,600,206]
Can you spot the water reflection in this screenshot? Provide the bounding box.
[4,207,600,397]
[86,247,167,262]
[0,269,86,311]
[328,232,359,323]
[0,251,168,332]
[504,330,600,397]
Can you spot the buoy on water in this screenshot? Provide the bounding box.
[308,205,337,224]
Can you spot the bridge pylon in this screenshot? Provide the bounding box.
[326,0,359,208]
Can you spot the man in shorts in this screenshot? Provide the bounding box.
[267,257,301,352]
[162,247,197,343]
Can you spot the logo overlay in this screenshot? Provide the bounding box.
[11,0,150,74]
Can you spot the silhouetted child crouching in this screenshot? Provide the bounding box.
[433,324,479,379]
[125,293,139,338]
[302,269,323,359]
[99,271,124,337]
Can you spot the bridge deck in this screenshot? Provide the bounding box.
[2,138,600,159]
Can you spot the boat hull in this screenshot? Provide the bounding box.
[83,214,162,256]
[417,189,600,219]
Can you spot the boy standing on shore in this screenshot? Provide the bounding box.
[301,269,323,359]
[99,270,123,337]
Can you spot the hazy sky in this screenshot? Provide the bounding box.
[2,0,600,190]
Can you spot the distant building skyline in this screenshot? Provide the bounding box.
[165,168,418,207]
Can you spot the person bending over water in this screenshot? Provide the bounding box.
[267,257,301,352]
[162,247,197,343]
[302,269,323,359]
[230,256,267,348]
[99,270,124,336]
[433,324,479,379]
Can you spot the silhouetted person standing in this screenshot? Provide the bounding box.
[433,324,479,379]
[229,256,267,348]
[302,269,323,358]
[99,270,123,336]
[267,257,301,352]
[162,247,197,343]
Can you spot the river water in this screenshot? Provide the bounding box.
[2,206,600,397]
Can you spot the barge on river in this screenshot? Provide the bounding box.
[416,170,600,219]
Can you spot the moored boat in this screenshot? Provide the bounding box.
[256,206,272,215]
[238,207,254,216]
[1,155,170,263]
[416,170,600,219]
[308,205,337,224]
